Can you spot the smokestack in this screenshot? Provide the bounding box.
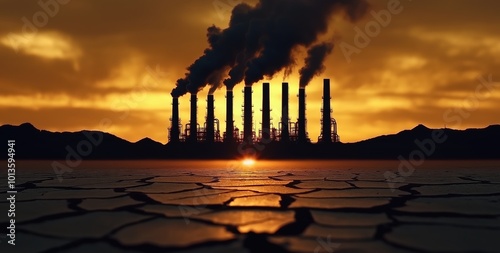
[281,83,289,142]
[321,79,332,143]
[298,87,307,142]
[225,89,234,142]
[244,86,253,143]
[206,94,215,142]
[170,97,180,142]
[189,93,197,142]
[262,83,270,140]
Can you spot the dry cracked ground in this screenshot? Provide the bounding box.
[1,160,499,253]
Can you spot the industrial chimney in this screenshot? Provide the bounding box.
[321,79,332,143]
[189,93,197,142]
[298,87,307,142]
[281,82,290,142]
[206,94,215,142]
[262,83,271,140]
[225,89,234,142]
[244,85,253,143]
[170,97,180,142]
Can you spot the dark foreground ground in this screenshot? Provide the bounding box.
[1,160,499,253]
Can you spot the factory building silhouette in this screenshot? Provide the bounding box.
[168,78,340,145]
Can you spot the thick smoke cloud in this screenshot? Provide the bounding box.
[207,67,229,94]
[171,24,245,97]
[171,0,369,97]
[299,42,334,87]
[172,78,188,98]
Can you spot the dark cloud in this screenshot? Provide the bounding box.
[0,45,83,94]
[0,1,219,97]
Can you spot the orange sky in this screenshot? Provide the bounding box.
[0,0,499,143]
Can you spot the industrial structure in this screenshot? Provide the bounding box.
[168,78,340,144]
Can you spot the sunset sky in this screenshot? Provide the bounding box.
[1,0,499,143]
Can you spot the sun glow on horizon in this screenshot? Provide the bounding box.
[242,158,256,166]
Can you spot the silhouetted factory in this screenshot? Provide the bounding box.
[168,79,340,144]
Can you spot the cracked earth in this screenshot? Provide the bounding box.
[1,160,499,253]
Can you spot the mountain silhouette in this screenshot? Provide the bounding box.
[0,123,165,160]
[350,124,500,159]
[1,123,499,160]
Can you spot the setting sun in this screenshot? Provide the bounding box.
[242,158,256,166]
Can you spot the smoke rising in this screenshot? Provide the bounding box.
[299,42,334,87]
[171,78,188,98]
[207,67,229,94]
[171,0,369,97]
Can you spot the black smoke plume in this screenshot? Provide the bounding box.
[171,0,369,97]
[171,24,245,96]
[299,42,334,87]
[207,67,229,94]
[171,78,188,98]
